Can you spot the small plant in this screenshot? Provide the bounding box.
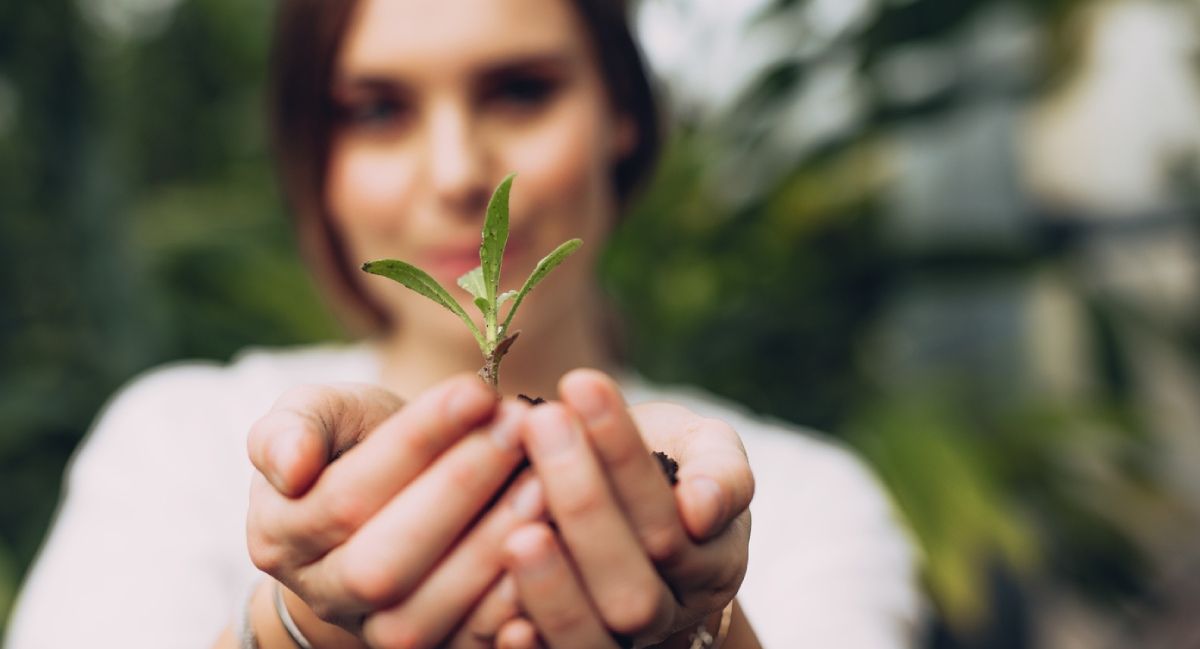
[363,174,680,486]
[362,174,582,389]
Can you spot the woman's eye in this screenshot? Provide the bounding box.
[337,97,410,129]
[485,76,559,111]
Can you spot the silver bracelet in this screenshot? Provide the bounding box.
[238,581,261,649]
[273,581,316,649]
[687,601,734,649]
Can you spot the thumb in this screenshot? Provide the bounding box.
[247,382,405,497]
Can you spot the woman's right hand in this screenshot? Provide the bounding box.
[245,375,542,648]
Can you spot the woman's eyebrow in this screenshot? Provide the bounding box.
[330,75,411,96]
[473,52,577,82]
[331,52,577,96]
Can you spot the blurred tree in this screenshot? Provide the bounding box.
[0,0,337,629]
[615,0,1198,647]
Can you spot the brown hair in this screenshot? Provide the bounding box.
[267,0,662,334]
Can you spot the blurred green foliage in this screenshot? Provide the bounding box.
[3,0,1198,647]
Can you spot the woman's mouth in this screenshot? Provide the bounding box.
[420,235,528,285]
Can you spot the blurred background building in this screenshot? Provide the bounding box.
[2,0,1198,647]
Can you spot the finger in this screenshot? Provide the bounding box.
[267,375,497,559]
[443,576,520,649]
[522,405,674,640]
[629,404,755,540]
[665,511,752,612]
[248,382,405,496]
[559,370,688,567]
[247,472,312,573]
[248,379,501,569]
[496,618,542,649]
[313,400,528,611]
[504,524,620,649]
[314,373,498,507]
[366,473,546,648]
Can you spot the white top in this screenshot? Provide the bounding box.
[5,343,921,648]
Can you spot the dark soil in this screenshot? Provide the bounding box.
[652,451,679,486]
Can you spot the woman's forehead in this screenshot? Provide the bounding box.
[338,0,587,77]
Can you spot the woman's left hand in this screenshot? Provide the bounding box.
[488,369,754,648]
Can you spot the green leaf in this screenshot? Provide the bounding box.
[457,266,487,300]
[362,259,483,344]
[474,296,489,315]
[501,238,582,332]
[480,173,515,304]
[497,290,517,308]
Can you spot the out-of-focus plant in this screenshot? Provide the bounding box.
[615,1,1188,647]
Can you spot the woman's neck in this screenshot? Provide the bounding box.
[373,292,619,401]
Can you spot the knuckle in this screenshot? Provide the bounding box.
[541,608,591,637]
[442,448,485,493]
[740,467,757,507]
[299,580,366,630]
[557,484,607,521]
[396,423,439,462]
[708,553,748,598]
[246,533,285,575]
[319,488,369,537]
[602,585,661,635]
[341,552,400,607]
[641,523,686,564]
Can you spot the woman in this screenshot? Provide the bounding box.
[5,0,919,647]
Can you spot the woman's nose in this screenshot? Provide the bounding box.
[424,103,491,217]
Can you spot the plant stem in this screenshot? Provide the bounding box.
[478,331,520,389]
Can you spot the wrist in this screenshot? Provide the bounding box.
[655,601,734,649]
[249,580,367,649]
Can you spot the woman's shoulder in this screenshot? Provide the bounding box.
[105,341,378,415]
[75,342,378,467]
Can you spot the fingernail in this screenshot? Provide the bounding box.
[569,380,609,428]
[686,477,724,533]
[489,402,525,451]
[510,478,545,520]
[529,409,578,457]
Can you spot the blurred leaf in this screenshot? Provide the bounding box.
[849,394,1038,629]
[482,174,515,303]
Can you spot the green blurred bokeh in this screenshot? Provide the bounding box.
[3,1,1199,647]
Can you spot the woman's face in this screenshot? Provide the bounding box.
[326,0,635,342]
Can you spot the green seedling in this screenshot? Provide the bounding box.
[362,174,582,389]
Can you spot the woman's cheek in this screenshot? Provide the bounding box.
[327,144,419,238]
[502,103,613,232]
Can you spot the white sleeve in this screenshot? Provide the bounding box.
[736,426,924,648]
[5,364,249,649]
